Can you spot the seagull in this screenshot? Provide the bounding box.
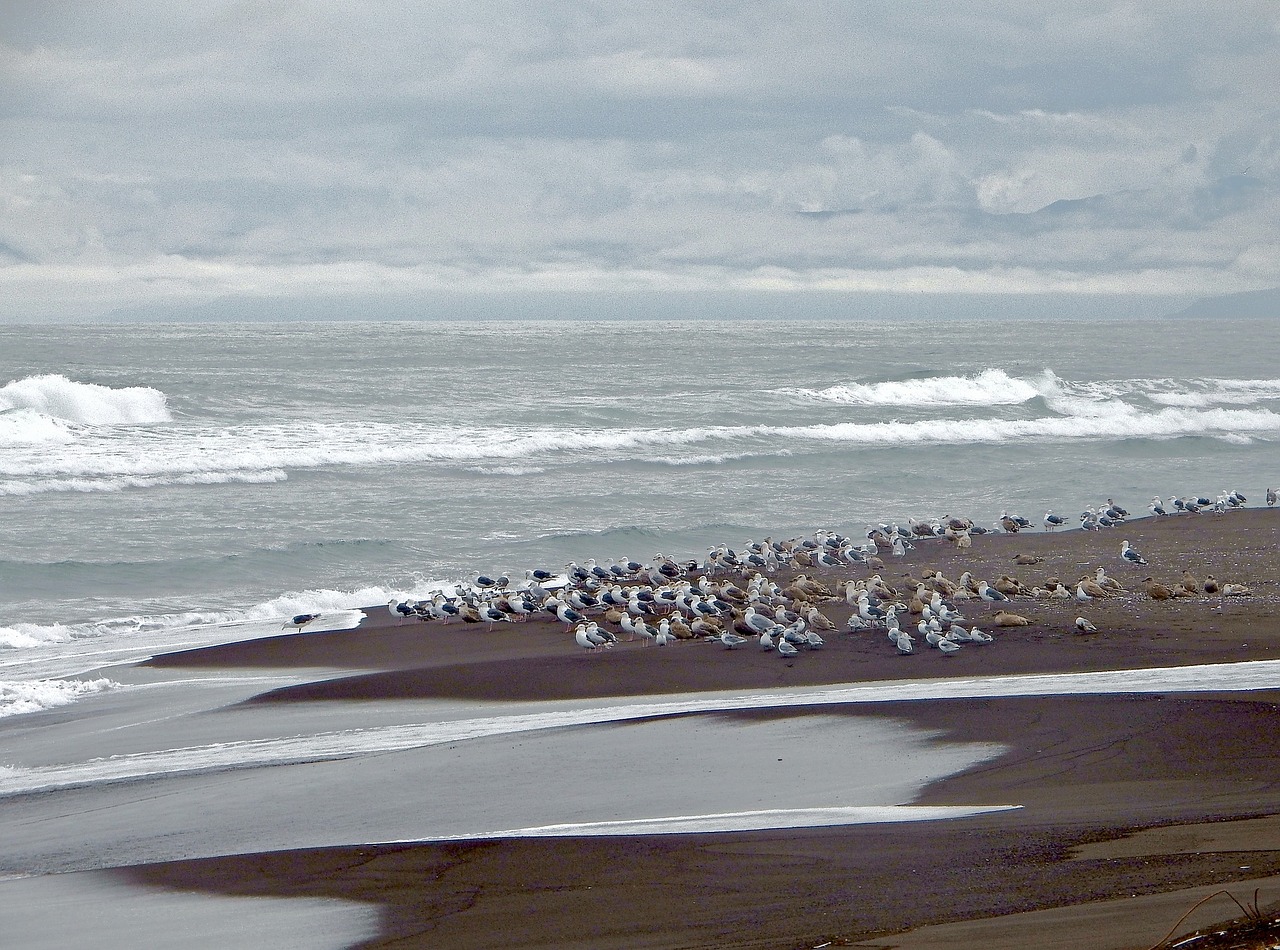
[858,597,886,622]
[1075,617,1098,633]
[574,624,601,650]
[977,581,1009,602]
[720,632,748,649]
[507,595,534,621]
[480,604,511,627]
[777,638,799,658]
[1120,540,1148,565]
[635,618,659,645]
[282,612,321,630]
[555,602,585,626]
[1043,511,1069,531]
[806,606,837,633]
[1268,487,1278,507]
[742,607,776,635]
[895,633,914,654]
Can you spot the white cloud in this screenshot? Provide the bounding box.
[1,1,1278,318]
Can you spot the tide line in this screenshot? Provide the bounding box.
[396,805,1024,840]
[3,659,1279,798]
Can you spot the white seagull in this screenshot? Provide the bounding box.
[1120,540,1148,565]
[1043,511,1069,531]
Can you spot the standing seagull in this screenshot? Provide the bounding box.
[283,613,321,630]
[1120,540,1148,566]
[1043,511,1069,531]
[1268,487,1278,508]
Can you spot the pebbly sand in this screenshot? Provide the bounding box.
[10,507,1280,948]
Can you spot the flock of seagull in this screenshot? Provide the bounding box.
[314,485,1277,660]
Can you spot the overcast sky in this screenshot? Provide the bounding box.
[2,1,1278,319]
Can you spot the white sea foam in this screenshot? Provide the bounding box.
[403,805,1023,839]
[0,410,75,447]
[0,582,446,685]
[1038,374,1280,409]
[793,370,1280,413]
[792,368,1042,407]
[1145,378,1280,406]
[0,469,289,497]
[5,659,1280,796]
[4,403,1279,496]
[3,366,1280,498]
[464,464,548,476]
[0,677,118,718]
[0,375,171,426]
[0,375,172,451]
[775,405,1280,446]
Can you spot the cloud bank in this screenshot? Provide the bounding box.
[2,1,1278,318]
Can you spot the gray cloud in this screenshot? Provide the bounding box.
[2,1,1278,318]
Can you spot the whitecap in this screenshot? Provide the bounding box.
[0,375,171,426]
[4,401,1278,498]
[776,405,1280,446]
[0,410,75,447]
[789,368,1040,407]
[0,469,288,497]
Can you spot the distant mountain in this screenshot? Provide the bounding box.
[1170,287,1280,319]
[89,289,1178,324]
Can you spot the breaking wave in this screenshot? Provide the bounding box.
[0,374,170,425]
[790,369,1280,411]
[4,368,1280,497]
[791,369,1041,407]
[4,405,1277,497]
[0,374,172,449]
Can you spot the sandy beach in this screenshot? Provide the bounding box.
[6,507,1280,949]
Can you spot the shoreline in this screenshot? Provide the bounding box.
[148,506,1280,702]
[15,507,1280,948]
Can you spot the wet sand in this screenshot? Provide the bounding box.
[63,509,1280,945]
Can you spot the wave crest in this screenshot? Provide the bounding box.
[0,374,172,425]
[0,375,172,449]
[792,369,1041,407]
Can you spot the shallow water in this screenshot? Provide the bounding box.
[0,874,377,950]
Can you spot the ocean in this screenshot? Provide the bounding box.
[3,310,1279,713]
